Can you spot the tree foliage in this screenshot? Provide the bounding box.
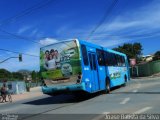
[12,72,23,80]
[0,69,24,81]
[0,69,41,82]
[0,69,11,81]
[31,70,40,83]
[153,51,160,61]
[113,42,143,62]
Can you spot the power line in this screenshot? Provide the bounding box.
[89,30,160,39]
[0,0,56,45]
[87,0,119,40]
[0,0,55,26]
[0,35,44,40]
[0,28,41,45]
[85,0,160,41]
[98,0,129,33]
[0,48,39,57]
[0,0,58,45]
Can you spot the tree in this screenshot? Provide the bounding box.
[113,42,143,62]
[133,43,143,57]
[153,51,160,61]
[12,72,23,80]
[31,70,36,82]
[0,69,24,81]
[0,69,11,81]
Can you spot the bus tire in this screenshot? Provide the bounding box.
[122,75,127,87]
[105,78,110,94]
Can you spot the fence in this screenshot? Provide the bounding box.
[0,81,26,94]
[130,60,160,77]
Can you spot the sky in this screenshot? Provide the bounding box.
[0,0,160,72]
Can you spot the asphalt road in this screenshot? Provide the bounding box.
[0,77,160,120]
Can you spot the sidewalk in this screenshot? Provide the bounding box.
[151,72,160,77]
[131,72,160,79]
[11,86,43,102]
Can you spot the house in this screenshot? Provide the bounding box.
[0,81,26,94]
[142,55,154,62]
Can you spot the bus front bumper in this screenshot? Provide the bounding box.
[42,83,86,94]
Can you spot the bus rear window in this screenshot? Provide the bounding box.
[81,44,89,66]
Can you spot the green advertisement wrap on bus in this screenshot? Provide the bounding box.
[40,40,81,81]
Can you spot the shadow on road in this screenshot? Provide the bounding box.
[111,92,160,94]
[23,86,126,105]
[23,93,101,105]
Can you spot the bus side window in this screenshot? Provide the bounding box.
[110,53,116,66]
[117,55,122,66]
[120,56,124,66]
[116,55,119,66]
[122,56,126,66]
[106,52,113,66]
[105,51,110,66]
[96,49,105,66]
[81,44,89,66]
[113,54,118,66]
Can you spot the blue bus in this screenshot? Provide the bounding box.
[40,39,130,95]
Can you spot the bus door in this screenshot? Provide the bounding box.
[88,52,99,92]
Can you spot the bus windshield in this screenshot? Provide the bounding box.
[40,40,81,83]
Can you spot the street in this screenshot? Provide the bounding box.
[0,77,160,120]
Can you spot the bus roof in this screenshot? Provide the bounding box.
[78,39,126,56]
[104,48,126,56]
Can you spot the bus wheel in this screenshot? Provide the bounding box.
[105,79,110,94]
[122,75,127,87]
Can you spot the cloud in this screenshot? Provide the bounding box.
[86,0,160,47]
[17,26,32,34]
[30,29,38,36]
[49,0,160,48]
[39,38,59,46]
[56,25,69,35]
[89,36,131,48]
[100,1,160,34]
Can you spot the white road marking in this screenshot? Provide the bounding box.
[92,112,110,120]
[134,107,152,114]
[103,112,110,114]
[132,89,138,93]
[120,97,130,104]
